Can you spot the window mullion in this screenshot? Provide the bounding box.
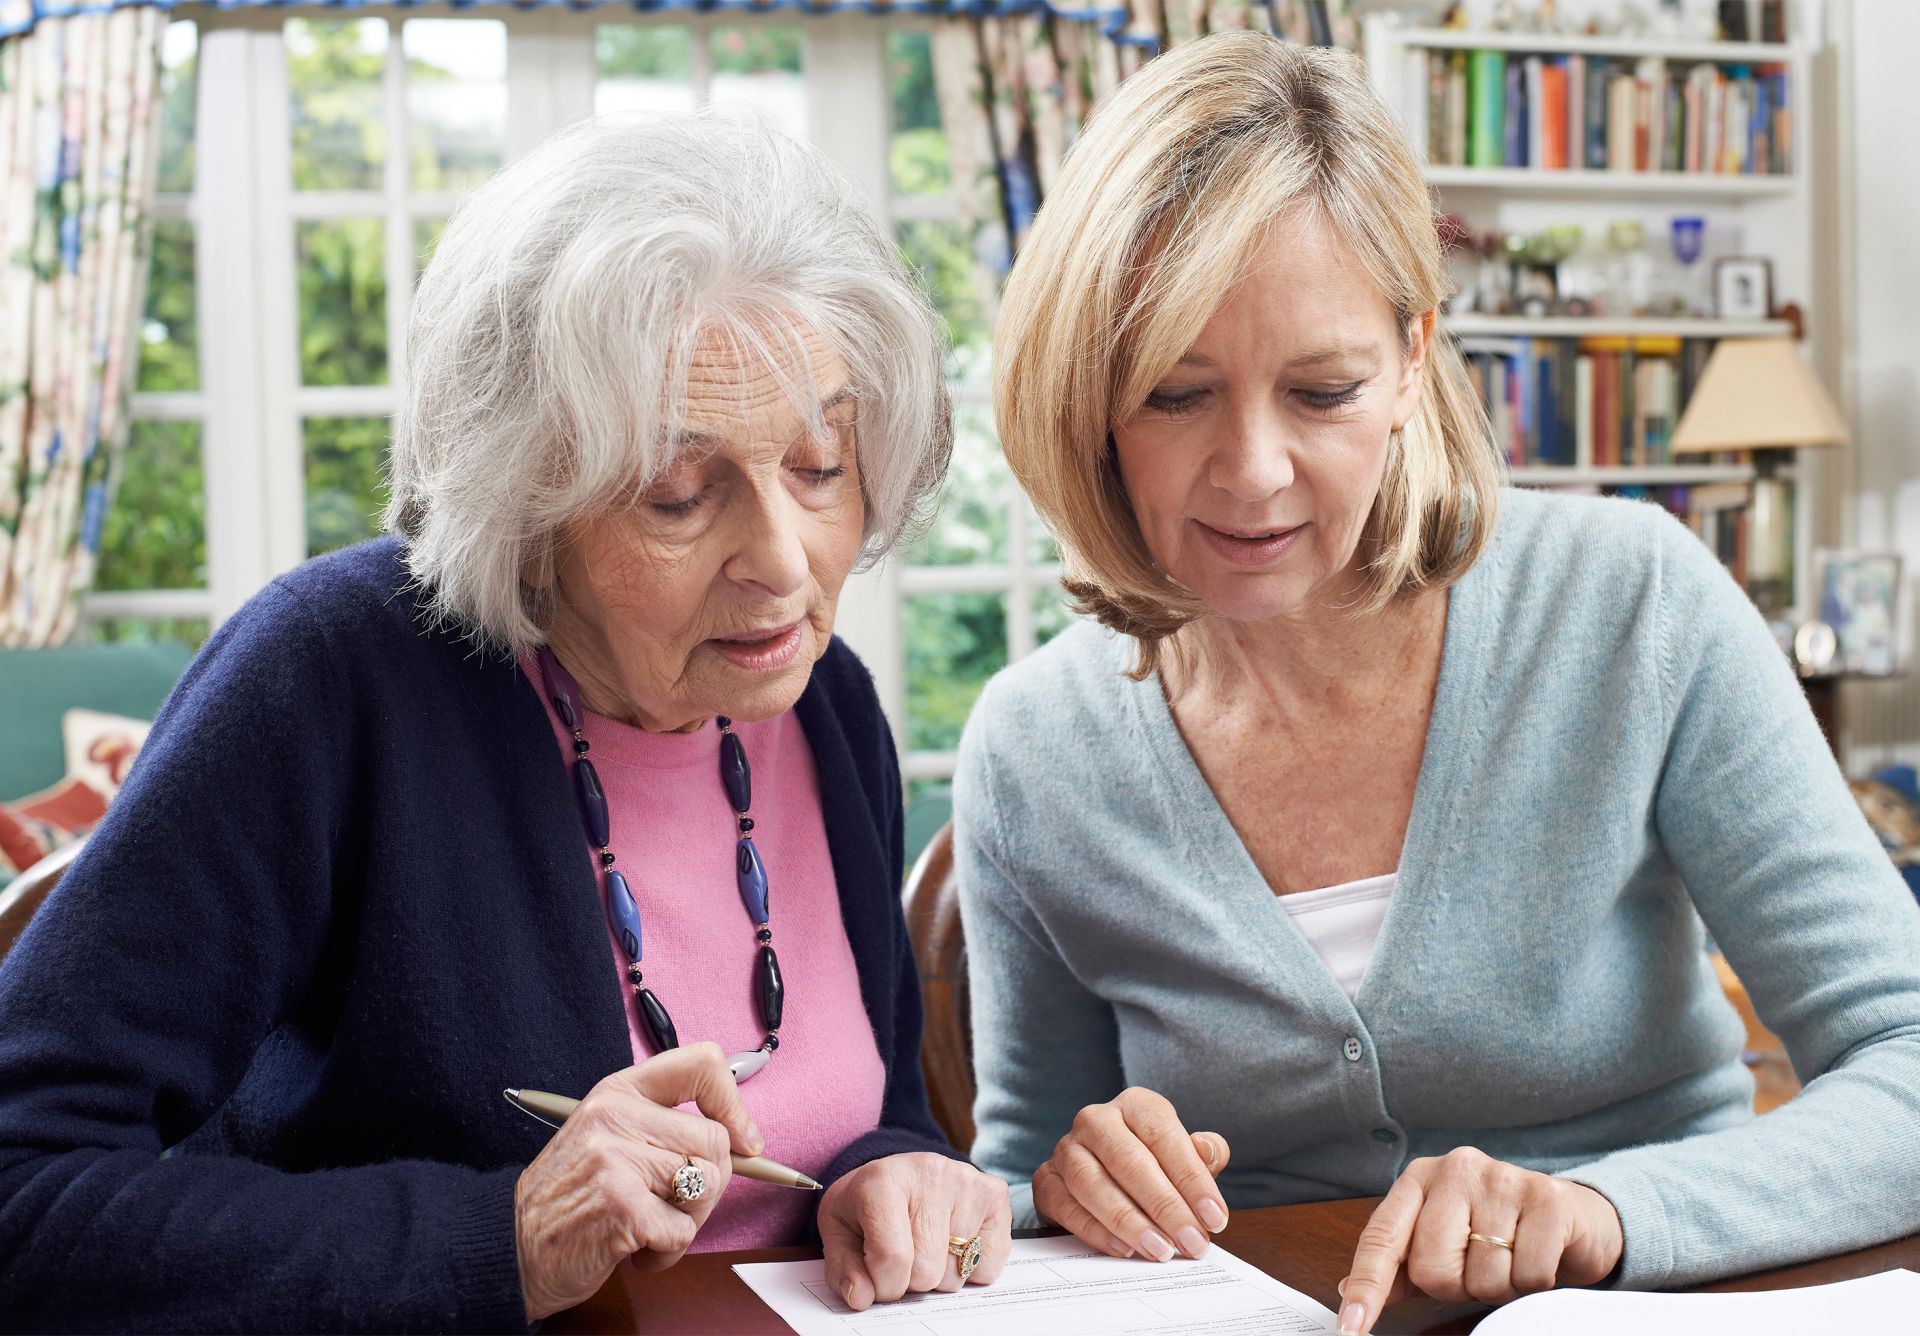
[385,21,412,399]
[249,24,307,581]
[193,27,278,623]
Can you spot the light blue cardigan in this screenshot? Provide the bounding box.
[954,487,1920,1289]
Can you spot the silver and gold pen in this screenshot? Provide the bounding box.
[504,1088,824,1191]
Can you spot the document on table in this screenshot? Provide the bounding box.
[733,1236,1338,1335]
[1474,1266,1920,1334]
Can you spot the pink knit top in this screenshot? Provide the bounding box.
[524,658,889,1250]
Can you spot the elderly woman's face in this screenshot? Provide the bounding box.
[1112,213,1429,625]
[548,327,866,732]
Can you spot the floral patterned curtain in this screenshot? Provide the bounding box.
[930,0,1361,323]
[0,4,165,648]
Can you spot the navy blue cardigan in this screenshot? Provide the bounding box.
[0,539,958,1332]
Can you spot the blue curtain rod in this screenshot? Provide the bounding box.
[3,0,1155,45]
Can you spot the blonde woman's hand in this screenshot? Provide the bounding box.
[1334,1147,1624,1335]
[1031,1087,1232,1262]
[512,1043,762,1321]
[819,1153,1011,1310]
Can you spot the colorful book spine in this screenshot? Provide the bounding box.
[1468,50,1506,168]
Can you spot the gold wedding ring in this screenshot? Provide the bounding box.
[947,1234,983,1283]
[1466,1231,1514,1251]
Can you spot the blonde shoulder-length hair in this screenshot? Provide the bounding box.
[994,31,1499,678]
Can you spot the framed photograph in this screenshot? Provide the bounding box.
[1714,257,1774,319]
[1818,551,1903,676]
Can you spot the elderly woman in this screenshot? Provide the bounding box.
[958,32,1920,1336]
[0,114,1008,1329]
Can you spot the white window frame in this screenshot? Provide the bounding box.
[92,6,1069,778]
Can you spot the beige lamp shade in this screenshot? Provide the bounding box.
[1670,338,1850,455]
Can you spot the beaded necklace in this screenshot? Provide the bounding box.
[538,648,784,1082]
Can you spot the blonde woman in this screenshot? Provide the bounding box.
[955,31,1920,1336]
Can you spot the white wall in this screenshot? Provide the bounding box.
[1836,0,1920,771]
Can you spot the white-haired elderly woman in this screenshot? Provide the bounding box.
[0,114,1009,1330]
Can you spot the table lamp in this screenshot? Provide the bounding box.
[1671,337,1849,616]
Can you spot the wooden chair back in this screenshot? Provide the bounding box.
[902,821,974,1152]
[0,836,85,961]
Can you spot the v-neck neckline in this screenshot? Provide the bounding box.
[1118,549,1495,1023]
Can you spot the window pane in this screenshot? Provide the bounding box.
[287,18,388,191]
[156,21,197,194]
[910,406,1006,566]
[297,220,387,387]
[709,27,806,140]
[415,217,445,281]
[888,31,948,197]
[1031,511,1060,566]
[90,617,211,648]
[905,593,1006,752]
[1034,582,1076,648]
[304,417,390,557]
[404,19,507,192]
[595,25,696,115]
[138,219,197,393]
[97,420,206,592]
[898,221,991,371]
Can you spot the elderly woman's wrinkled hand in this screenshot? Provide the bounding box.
[818,1153,1011,1310]
[1033,1086,1232,1263]
[512,1043,761,1321]
[1334,1146,1624,1335]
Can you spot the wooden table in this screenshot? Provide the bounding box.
[551,1196,1920,1333]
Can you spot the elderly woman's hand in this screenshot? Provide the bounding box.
[1334,1147,1624,1335]
[513,1043,761,1321]
[1032,1087,1232,1262]
[818,1153,1011,1310]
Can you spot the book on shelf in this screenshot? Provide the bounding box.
[1459,334,1714,469]
[1424,48,1791,175]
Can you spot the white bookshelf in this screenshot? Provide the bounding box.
[1423,165,1797,199]
[1385,27,1803,65]
[1509,464,1757,486]
[1366,18,1823,615]
[1447,314,1792,338]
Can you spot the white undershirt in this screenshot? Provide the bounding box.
[1277,871,1397,1001]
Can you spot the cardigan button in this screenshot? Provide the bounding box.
[1343,1036,1363,1062]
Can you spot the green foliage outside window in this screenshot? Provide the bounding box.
[287,18,386,191]
[304,417,390,558]
[98,421,205,592]
[595,24,694,79]
[297,219,387,388]
[904,593,1007,752]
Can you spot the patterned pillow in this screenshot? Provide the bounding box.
[0,775,109,880]
[62,708,152,803]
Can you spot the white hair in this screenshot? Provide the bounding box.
[386,111,952,655]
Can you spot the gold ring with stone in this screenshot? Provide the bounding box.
[670,1157,706,1205]
[947,1234,983,1283]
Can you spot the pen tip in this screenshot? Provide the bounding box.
[503,1088,520,1100]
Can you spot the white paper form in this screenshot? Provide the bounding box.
[732,1235,1340,1336]
[1473,1267,1920,1335]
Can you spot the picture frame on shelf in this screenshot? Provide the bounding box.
[1818,551,1904,676]
[1714,257,1774,319]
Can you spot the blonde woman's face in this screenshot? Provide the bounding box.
[545,326,867,732]
[1112,214,1429,625]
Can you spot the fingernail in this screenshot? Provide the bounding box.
[1338,1302,1366,1335]
[745,1120,764,1153]
[1196,1198,1228,1232]
[1138,1228,1176,1262]
[1175,1225,1208,1258]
